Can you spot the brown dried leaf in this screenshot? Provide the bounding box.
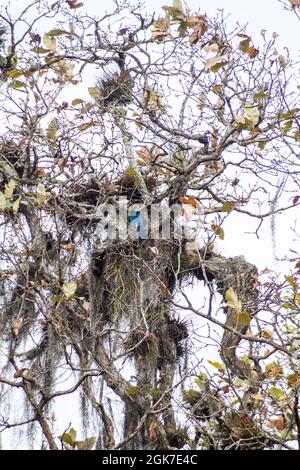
[12,318,22,337]
[189,18,208,45]
[14,368,28,378]
[136,147,151,164]
[272,416,286,431]
[149,416,158,441]
[150,18,170,42]
[247,47,259,59]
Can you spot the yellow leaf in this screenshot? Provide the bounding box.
[7,70,24,78]
[72,98,84,106]
[4,180,16,199]
[126,385,140,396]
[9,80,26,89]
[88,87,99,99]
[225,287,242,312]
[43,33,57,53]
[207,360,225,371]
[62,281,77,298]
[36,183,50,206]
[243,104,260,126]
[0,192,6,211]
[12,197,20,215]
[237,312,252,326]
[47,118,58,140]
[173,0,183,12]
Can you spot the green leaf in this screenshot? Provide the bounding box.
[183,389,202,403]
[47,118,58,140]
[203,56,228,72]
[239,38,250,53]
[46,29,69,37]
[294,129,300,141]
[221,201,235,213]
[31,47,51,54]
[6,70,24,78]
[9,80,25,89]
[237,312,252,326]
[125,386,140,396]
[76,437,96,450]
[68,427,77,442]
[72,98,84,106]
[211,85,222,94]
[286,275,298,290]
[211,223,224,240]
[62,281,77,298]
[269,387,285,401]
[253,92,269,100]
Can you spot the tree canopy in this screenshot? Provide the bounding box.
[0,0,300,450]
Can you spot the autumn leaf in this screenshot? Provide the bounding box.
[265,362,283,378]
[221,201,235,213]
[4,180,16,199]
[47,118,58,140]
[43,33,56,53]
[12,318,22,337]
[272,416,286,431]
[207,359,225,371]
[150,18,170,42]
[289,0,300,7]
[225,287,242,312]
[14,368,28,378]
[36,183,50,206]
[293,195,300,205]
[247,47,259,59]
[211,223,225,240]
[278,55,286,68]
[149,416,158,441]
[72,98,84,106]
[66,0,83,8]
[76,437,96,450]
[268,387,285,400]
[173,0,183,12]
[203,42,219,54]
[88,87,100,99]
[62,281,77,298]
[125,385,140,396]
[243,104,260,126]
[203,56,228,72]
[189,16,208,45]
[287,373,300,387]
[237,312,252,326]
[136,147,151,164]
[31,47,51,54]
